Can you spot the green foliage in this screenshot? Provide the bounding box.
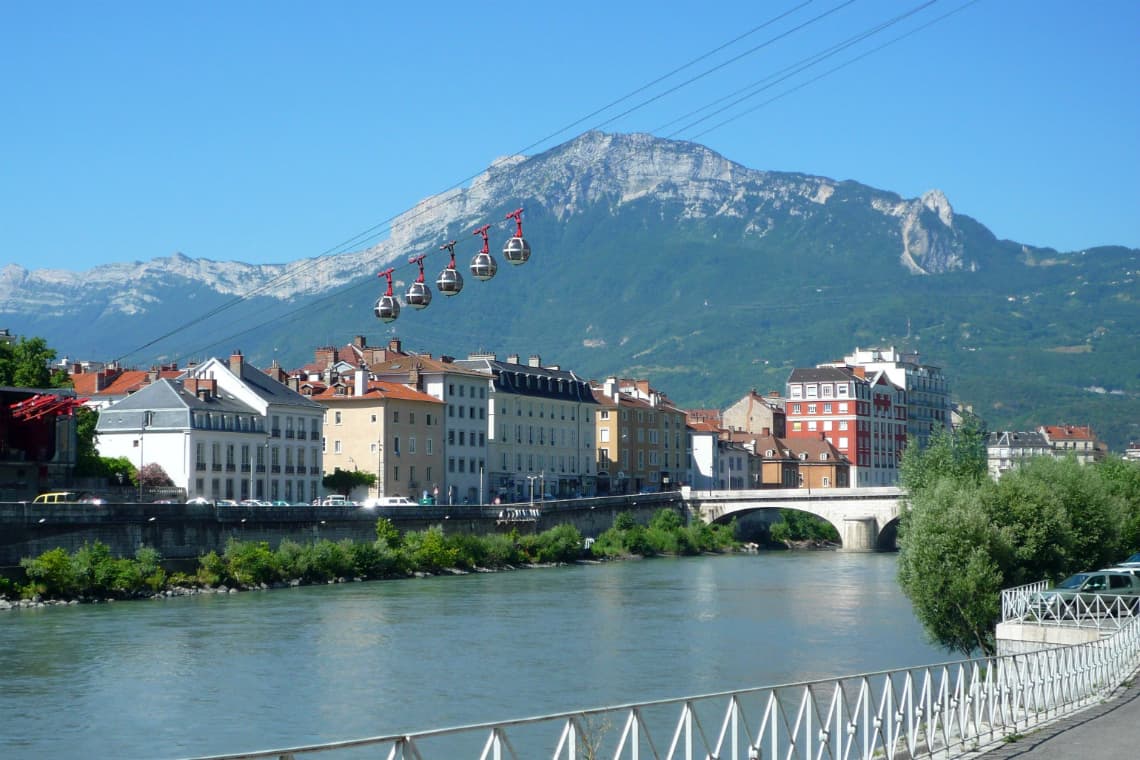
[222,539,280,586]
[19,542,165,599]
[898,478,1007,656]
[899,442,1140,656]
[591,509,737,558]
[0,336,70,388]
[403,527,460,573]
[900,417,987,496]
[322,468,376,496]
[74,406,103,476]
[20,547,80,599]
[197,551,226,586]
[769,510,840,544]
[375,518,403,549]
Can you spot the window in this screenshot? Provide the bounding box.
[392,410,399,423]
[334,440,342,453]
[808,421,817,431]
[409,437,416,454]
[449,457,456,473]
[791,404,801,415]
[790,385,802,399]
[601,410,610,420]
[807,404,816,414]
[409,412,415,424]
[839,420,848,430]
[334,411,342,425]
[426,438,433,455]
[600,428,610,443]
[392,436,400,455]
[823,403,832,414]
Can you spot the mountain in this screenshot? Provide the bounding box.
[3,131,1138,449]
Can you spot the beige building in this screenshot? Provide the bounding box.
[313,368,444,502]
[721,389,786,437]
[593,378,687,493]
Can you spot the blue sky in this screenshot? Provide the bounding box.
[3,0,1137,272]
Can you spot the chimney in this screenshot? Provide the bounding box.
[507,354,520,365]
[409,361,422,390]
[229,350,245,376]
[354,365,367,397]
[352,335,367,348]
[604,376,618,402]
[852,366,866,379]
[388,337,402,354]
[528,355,541,367]
[762,427,771,436]
[95,370,107,392]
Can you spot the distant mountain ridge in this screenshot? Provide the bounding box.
[2,131,1137,448]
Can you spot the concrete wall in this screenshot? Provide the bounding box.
[0,493,682,571]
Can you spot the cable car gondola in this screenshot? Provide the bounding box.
[374,268,400,323]
[470,223,498,281]
[405,254,432,309]
[502,207,531,265]
[436,240,464,296]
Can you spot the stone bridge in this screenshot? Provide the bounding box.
[682,486,904,552]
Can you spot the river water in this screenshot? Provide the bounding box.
[0,552,955,759]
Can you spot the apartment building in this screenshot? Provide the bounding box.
[828,347,951,450]
[593,377,688,493]
[96,351,324,503]
[786,365,906,486]
[313,368,444,502]
[456,353,597,502]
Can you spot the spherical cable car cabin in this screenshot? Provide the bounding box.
[405,254,433,309]
[502,207,531,265]
[470,223,498,281]
[374,268,400,323]
[436,240,464,296]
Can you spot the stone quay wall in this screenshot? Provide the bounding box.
[0,493,681,572]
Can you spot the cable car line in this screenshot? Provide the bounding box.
[115,0,979,365]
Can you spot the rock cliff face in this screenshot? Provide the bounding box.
[0,130,979,320]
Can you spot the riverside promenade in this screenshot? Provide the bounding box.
[974,670,1140,758]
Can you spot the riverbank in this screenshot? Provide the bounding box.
[2,510,738,609]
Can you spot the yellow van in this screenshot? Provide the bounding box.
[32,491,79,504]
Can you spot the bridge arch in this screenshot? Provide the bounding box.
[686,487,902,553]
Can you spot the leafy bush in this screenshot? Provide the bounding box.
[403,527,459,573]
[197,550,227,586]
[375,518,403,549]
[222,539,280,587]
[20,547,79,599]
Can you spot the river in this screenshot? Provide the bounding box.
[0,552,955,759]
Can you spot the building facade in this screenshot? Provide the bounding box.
[786,365,906,486]
[456,353,597,502]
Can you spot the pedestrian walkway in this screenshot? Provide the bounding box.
[973,674,1140,758]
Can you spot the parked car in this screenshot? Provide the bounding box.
[240,499,271,506]
[32,491,79,504]
[1117,553,1140,567]
[360,496,417,508]
[215,499,239,506]
[1030,570,1140,618]
[186,497,212,505]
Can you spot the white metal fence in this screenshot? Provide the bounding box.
[1001,579,1139,631]
[179,612,1140,760]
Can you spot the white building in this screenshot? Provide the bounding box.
[95,352,324,502]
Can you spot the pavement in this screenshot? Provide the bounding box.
[973,674,1140,758]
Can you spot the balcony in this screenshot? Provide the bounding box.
[285,430,295,439]
[241,464,251,473]
[285,466,295,474]
[271,429,281,438]
[211,464,222,472]
[271,465,281,474]
[196,463,207,472]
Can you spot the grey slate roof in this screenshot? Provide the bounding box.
[455,358,597,404]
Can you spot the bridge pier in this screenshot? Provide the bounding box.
[841,516,877,553]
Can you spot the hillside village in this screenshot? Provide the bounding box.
[0,332,1119,504]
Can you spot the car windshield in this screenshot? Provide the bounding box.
[1057,573,1091,590]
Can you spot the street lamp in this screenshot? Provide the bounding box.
[527,474,539,506]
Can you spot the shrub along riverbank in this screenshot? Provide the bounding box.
[3,510,738,605]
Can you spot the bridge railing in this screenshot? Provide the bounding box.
[1001,579,1138,631]
[178,614,1140,760]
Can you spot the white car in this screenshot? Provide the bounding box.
[360,496,416,508]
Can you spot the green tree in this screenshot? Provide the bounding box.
[322,467,376,496]
[897,478,1009,656]
[0,336,70,388]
